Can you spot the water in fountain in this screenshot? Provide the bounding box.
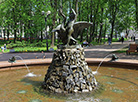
[14,56,40,77]
[92,54,117,75]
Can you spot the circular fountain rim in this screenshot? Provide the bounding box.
[0,58,138,71]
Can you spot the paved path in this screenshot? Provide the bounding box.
[0,41,137,62]
[84,41,138,60]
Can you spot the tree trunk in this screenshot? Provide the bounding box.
[78,1,81,21]
[3,29,6,41]
[103,22,107,40]
[50,0,57,47]
[28,21,32,43]
[90,2,99,42]
[110,1,118,41]
[89,0,93,43]
[41,30,43,42]
[135,0,138,29]
[7,26,10,41]
[86,2,90,42]
[24,26,26,41]
[20,22,23,42]
[75,0,78,19]
[51,32,55,47]
[98,24,103,43]
[110,20,115,40]
[13,8,17,43]
[98,8,104,43]
[13,23,17,43]
[95,23,99,42]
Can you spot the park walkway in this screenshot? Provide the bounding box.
[0,40,137,62]
[84,41,138,60]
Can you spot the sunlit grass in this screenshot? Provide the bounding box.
[0,39,57,53]
[113,48,128,53]
[0,46,57,53]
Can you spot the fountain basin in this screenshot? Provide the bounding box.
[0,58,138,70]
[0,65,138,102]
[0,58,138,102]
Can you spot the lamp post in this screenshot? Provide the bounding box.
[42,10,51,51]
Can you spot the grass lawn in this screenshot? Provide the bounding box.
[113,47,128,53]
[0,38,127,53]
[0,40,57,53]
[0,46,57,53]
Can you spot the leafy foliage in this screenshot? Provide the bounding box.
[0,0,138,45]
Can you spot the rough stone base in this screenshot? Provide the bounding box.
[42,47,98,93]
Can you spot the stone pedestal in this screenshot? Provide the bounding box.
[42,47,98,93]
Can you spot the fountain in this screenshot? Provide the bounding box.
[1,29,137,101]
[42,8,98,93]
[8,56,39,77]
[0,8,137,102]
[92,54,118,75]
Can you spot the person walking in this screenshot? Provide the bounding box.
[121,37,124,44]
[133,36,135,41]
[108,37,111,45]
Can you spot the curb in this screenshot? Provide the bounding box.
[0,58,138,70]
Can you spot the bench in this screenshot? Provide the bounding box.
[126,44,138,55]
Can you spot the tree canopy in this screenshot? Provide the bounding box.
[0,0,138,44]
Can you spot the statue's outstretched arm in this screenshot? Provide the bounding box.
[59,8,66,31]
[71,9,76,16]
[71,9,77,21]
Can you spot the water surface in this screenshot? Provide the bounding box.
[0,66,138,102]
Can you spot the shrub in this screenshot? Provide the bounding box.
[32,42,46,47]
[7,41,26,48]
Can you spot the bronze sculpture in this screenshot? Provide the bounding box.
[42,8,97,93]
[52,8,92,46]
